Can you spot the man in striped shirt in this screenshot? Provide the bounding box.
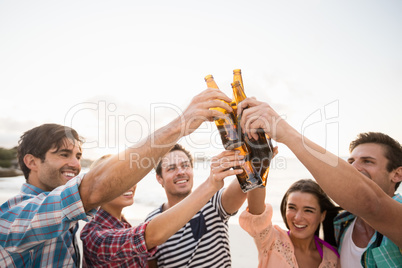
[0,88,234,267]
[145,144,247,268]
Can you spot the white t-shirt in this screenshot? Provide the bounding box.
[340,218,368,268]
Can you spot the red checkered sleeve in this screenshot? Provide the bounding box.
[81,209,157,267]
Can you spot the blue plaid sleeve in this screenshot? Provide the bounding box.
[0,174,95,253]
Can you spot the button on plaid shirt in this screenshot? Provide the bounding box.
[0,174,96,267]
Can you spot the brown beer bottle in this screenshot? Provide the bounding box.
[233,69,244,90]
[204,74,262,192]
[233,144,264,192]
[231,69,244,116]
[232,71,274,187]
[204,74,242,150]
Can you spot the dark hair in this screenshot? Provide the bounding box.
[17,124,84,180]
[350,132,402,191]
[155,144,193,177]
[280,179,341,247]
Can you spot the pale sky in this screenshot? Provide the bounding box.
[1,0,401,160]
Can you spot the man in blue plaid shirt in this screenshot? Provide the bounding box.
[0,88,234,267]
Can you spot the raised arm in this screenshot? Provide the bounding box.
[238,97,402,247]
[144,150,244,249]
[246,187,267,215]
[79,89,234,211]
[220,178,247,215]
[244,146,277,215]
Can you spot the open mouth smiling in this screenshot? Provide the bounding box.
[174,179,188,185]
[62,171,77,180]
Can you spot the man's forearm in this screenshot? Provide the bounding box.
[80,117,183,211]
[283,131,378,213]
[285,131,402,247]
[144,180,218,249]
[221,179,247,215]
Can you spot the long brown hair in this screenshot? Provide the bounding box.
[280,179,341,246]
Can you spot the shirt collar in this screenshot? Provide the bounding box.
[96,208,132,228]
[20,183,47,195]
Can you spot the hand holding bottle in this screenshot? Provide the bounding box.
[179,88,233,136]
[207,150,245,191]
[237,97,297,145]
[204,75,243,150]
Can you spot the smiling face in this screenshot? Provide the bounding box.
[102,185,137,218]
[285,191,326,241]
[26,138,82,191]
[156,150,194,200]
